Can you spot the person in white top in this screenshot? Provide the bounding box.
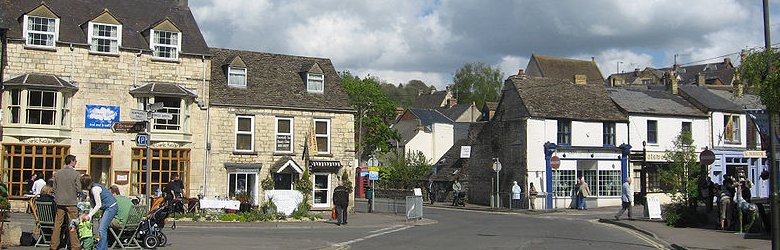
[31,172,46,195]
[511,181,522,209]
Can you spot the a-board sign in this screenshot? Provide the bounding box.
[646,194,662,219]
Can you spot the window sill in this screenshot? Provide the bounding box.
[88,51,120,57]
[273,152,296,156]
[232,151,257,155]
[151,57,180,63]
[24,45,57,51]
[315,153,333,157]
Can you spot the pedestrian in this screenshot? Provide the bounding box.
[26,172,39,195]
[109,185,133,230]
[428,178,436,205]
[332,181,349,226]
[577,177,591,210]
[32,172,46,195]
[528,183,538,210]
[79,174,118,250]
[165,173,184,212]
[701,177,714,212]
[614,178,633,220]
[511,181,522,209]
[720,178,734,230]
[451,179,463,206]
[50,154,82,250]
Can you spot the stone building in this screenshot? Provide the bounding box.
[207,48,355,210]
[0,0,210,199]
[525,54,606,85]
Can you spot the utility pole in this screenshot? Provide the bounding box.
[762,0,779,248]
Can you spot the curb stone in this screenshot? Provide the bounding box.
[597,218,677,249]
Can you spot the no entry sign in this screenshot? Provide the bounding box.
[550,156,561,169]
[699,149,715,165]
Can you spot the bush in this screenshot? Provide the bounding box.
[218,213,241,222]
[663,203,707,227]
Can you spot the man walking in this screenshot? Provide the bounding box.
[51,154,82,250]
[615,178,633,220]
[333,181,349,226]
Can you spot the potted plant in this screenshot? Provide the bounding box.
[235,192,253,212]
[261,196,277,214]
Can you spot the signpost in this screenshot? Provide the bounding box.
[152,112,174,120]
[130,109,148,121]
[111,121,145,133]
[136,133,148,147]
[550,155,560,208]
[699,149,715,165]
[492,158,502,208]
[113,102,164,210]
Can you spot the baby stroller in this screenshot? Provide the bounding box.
[137,198,178,248]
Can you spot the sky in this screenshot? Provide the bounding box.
[191,0,780,90]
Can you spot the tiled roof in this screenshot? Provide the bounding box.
[607,88,707,117]
[209,48,353,111]
[269,156,303,174]
[412,91,448,109]
[709,89,765,110]
[409,109,453,126]
[527,54,605,84]
[436,104,471,121]
[0,0,209,55]
[678,85,742,113]
[3,73,78,90]
[507,76,627,122]
[392,120,422,146]
[129,82,197,97]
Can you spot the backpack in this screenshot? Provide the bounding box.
[20,232,36,246]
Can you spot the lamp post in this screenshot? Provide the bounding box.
[761,0,779,247]
[640,141,647,205]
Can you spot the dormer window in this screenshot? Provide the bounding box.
[23,16,58,48]
[228,67,247,87]
[307,73,324,93]
[89,23,121,54]
[151,29,180,59]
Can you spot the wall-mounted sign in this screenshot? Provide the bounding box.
[115,171,129,185]
[743,150,766,158]
[276,135,291,151]
[460,146,471,158]
[86,105,120,129]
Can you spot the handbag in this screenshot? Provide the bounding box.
[331,207,337,220]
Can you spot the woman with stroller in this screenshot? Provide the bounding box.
[79,175,118,250]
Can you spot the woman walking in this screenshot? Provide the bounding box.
[80,175,118,250]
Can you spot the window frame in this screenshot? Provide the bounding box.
[306,73,324,93]
[557,120,571,145]
[228,171,257,205]
[647,120,658,144]
[681,121,692,136]
[602,122,616,146]
[25,89,57,126]
[227,67,247,87]
[149,29,181,60]
[275,117,294,153]
[0,144,70,197]
[314,118,331,154]
[22,15,59,48]
[724,114,741,144]
[312,173,331,208]
[88,22,121,54]
[129,148,190,197]
[235,115,255,152]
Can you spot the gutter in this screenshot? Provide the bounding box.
[210,102,356,113]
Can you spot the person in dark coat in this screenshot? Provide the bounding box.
[333,181,349,226]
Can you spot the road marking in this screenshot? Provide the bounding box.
[596,221,669,249]
[367,224,404,233]
[333,225,413,247]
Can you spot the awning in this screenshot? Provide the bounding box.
[3,73,78,91]
[270,157,303,174]
[224,163,261,172]
[130,82,198,98]
[309,160,342,173]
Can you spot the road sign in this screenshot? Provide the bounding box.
[550,156,561,169]
[136,133,148,147]
[152,112,173,120]
[368,167,380,172]
[130,109,148,121]
[699,149,715,165]
[147,102,164,112]
[492,161,502,172]
[111,121,145,133]
[368,171,379,180]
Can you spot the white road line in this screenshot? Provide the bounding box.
[367,224,404,234]
[333,225,413,247]
[597,221,668,249]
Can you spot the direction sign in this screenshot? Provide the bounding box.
[147,102,164,112]
[136,133,148,147]
[368,171,379,180]
[550,156,561,169]
[152,112,173,120]
[699,149,715,165]
[111,121,145,133]
[130,109,148,121]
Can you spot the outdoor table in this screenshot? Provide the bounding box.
[199,199,240,210]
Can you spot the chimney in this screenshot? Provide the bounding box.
[415,121,425,132]
[667,70,679,95]
[724,57,732,68]
[574,74,587,84]
[696,73,705,86]
[430,89,436,95]
[634,68,640,76]
[518,68,525,76]
[178,0,188,7]
[591,57,595,62]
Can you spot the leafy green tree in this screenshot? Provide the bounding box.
[451,62,503,107]
[377,151,431,189]
[739,48,780,112]
[661,131,700,207]
[340,72,400,161]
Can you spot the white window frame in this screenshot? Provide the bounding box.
[314,118,330,154]
[150,29,181,60]
[88,22,121,54]
[647,120,658,144]
[235,115,255,152]
[23,15,59,48]
[724,114,741,144]
[227,67,247,87]
[4,89,70,128]
[275,117,294,153]
[312,173,331,208]
[227,171,258,205]
[25,89,58,126]
[306,73,324,93]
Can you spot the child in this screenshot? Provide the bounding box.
[71,214,94,250]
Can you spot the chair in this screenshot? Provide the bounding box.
[34,201,55,247]
[110,205,146,249]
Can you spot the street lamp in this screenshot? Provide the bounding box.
[640,141,647,205]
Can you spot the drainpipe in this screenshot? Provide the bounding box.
[200,55,210,197]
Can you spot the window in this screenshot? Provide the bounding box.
[603,122,616,146]
[235,115,254,152]
[557,120,571,145]
[0,144,69,197]
[314,119,330,154]
[27,90,57,125]
[552,170,575,196]
[312,173,331,207]
[681,122,692,136]
[647,120,658,144]
[8,90,21,124]
[581,170,597,195]
[88,23,120,54]
[645,164,672,192]
[228,67,247,87]
[307,73,324,93]
[274,173,296,190]
[724,115,741,144]
[275,117,293,153]
[597,170,621,196]
[130,148,189,196]
[150,30,180,59]
[228,172,256,204]
[142,97,183,131]
[641,79,653,85]
[24,16,58,48]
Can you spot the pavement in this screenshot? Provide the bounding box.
[426,201,771,250]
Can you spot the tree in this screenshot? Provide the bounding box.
[739,48,780,112]
[376,151,431,189]
[661,131,700,207]
[451,62,503,107]
[340,72,400,161]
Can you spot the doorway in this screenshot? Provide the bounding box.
[89,142,112,185]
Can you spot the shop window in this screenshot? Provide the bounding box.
[597,170,622,196]
[552,170,575,196]
[0,144,69,197]
[228,172,256,203]
[130,148,189,196]
[312,173,331,207]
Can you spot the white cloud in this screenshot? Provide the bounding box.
[496,56,530,78]
[592,49,655,76]
[88,107,118,121]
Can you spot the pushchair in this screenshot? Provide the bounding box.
[136,198,179,248]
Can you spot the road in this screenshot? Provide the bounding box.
[159,207,663,249]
